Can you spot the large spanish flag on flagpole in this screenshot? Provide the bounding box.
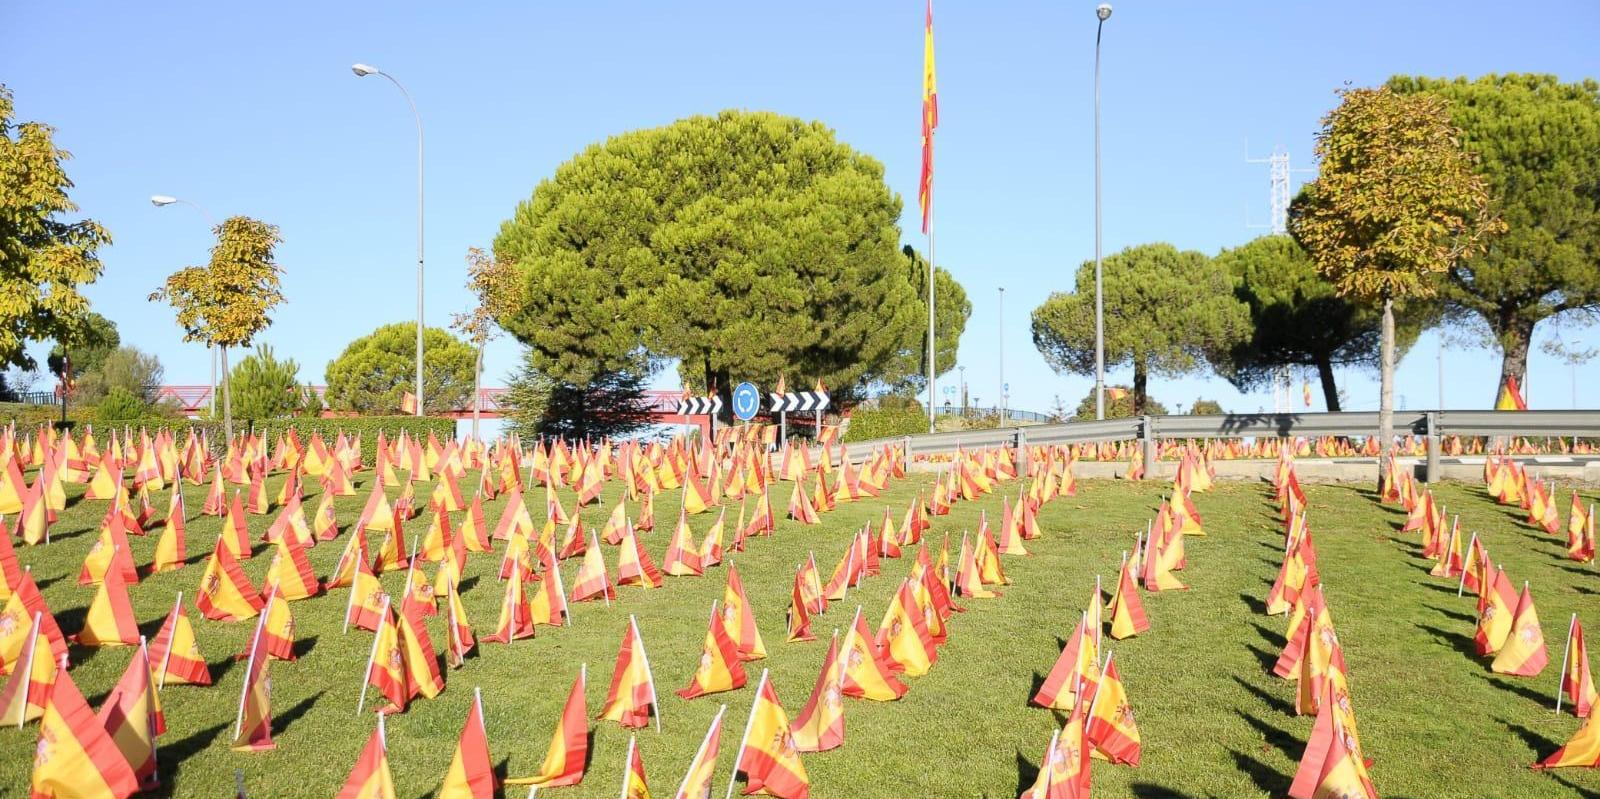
[919,0,938,233]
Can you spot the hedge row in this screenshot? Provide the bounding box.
[842,407,929,443]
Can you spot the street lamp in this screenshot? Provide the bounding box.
[150,194,220,416]
[1093,3,1112,420]
[352,62,426,417]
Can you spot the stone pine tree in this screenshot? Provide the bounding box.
[0,85,110,372]
[1290,86,1501,449]
[324,323,476,415]
[452,247,521,440]
[1216,234,1429,410]
[1031,243,1249,415]
[1389,74,1600,401]
[493,110,965,419]
[150,216,285,441]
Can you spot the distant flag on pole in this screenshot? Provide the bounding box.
[919,0,938,233]
[1496,374,1528,411]
[1303,381,1313,408]
[401,392,420,416]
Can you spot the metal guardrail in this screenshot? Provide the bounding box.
[831,409,1600,481]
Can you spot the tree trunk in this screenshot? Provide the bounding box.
[471,345,483,442]
[221,344,234,443]
[1378,297,1395,454]
[1496,314,1535,406]
[1315,354,1341,412]
[1132,361,1147,416]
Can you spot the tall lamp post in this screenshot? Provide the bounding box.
[150,194,220,416]
[1093,4,1112,420]
[352,63,426,417]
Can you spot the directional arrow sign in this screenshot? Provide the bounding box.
[769,391,830,413]
[676,396,725,416]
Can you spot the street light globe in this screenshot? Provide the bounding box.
[150,195,177,207]
[351,63,379,77]
[1096,4,1113,21]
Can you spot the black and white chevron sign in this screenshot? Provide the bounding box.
[769,391,830,413]
[676,396,724,416]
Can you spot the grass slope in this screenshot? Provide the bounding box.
[1,468,1597,798]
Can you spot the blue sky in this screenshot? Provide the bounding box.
[4,1,1597,415]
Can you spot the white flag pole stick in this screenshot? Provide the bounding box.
[725,669,767,799]
[1556,612,1576,714]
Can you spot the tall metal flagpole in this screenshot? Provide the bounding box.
[927,165,937,434]
[1093,5,1112,419]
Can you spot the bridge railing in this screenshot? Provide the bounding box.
[832,410,1600,482]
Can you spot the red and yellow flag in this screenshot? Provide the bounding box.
[678,602,747,700]
[731,670,810,799]
[1496,374,1528,410]
[95,641,164,789]
[29,667,141,799]
[1491,582,1549,676]
[790,631,846,752]
[600,617,659,730]
[840,606,908,701]
[918,0,938,233]
[1085,653,1141,766]
[227,598,274,753]
[196,538,264,622]
[722,563,768,661]
[620,735,651,799]
[507,665,589,787]
[336,719,398,799]
[1288,680,1378,798]
[74,564,141,647]
[674,706,725,799]
[150,595,210,687]
[1562,616,1598,718]
[0,614,56,725]
[438,690,494,799]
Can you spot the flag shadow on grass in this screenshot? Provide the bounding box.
[1230,674,1293,716]
[1013,748,1040,793]
[273,689,326,738]
[1244,643,1280,675]
[147,720,230,797]
[1423,604,1477,625]
[1550,773,1600,799]
[1247,620,1285,650]
[1415,623,1482,662]
[1235,710,1300,760]
[1481,672,1558,708]
[1228,748,1291,796]
[1237,592,1267,615]
[1498,717,1559,760]
[1129,783,1198,799]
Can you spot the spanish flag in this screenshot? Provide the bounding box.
[728,669,810,799]
[919,0,937,234]
[677,602,747,700]
[1535,709,1600,769]
[29,667,141,799]
[1561,616,1597,718]
[721,563,768,661]
[1085,653,1141,766]
[619,735,651,799]
[74,562,141,647]
[149,594,210,687]
[1490,582,1549,676]
[507,665,588,787]
[336,718,397,799]
[1106,553,1150,640]
[95,640,164,788]
[600,616,659,730]
[1288,681,1378,798]
[790,631,846,752]
[196,538,264,622]
[363,600,413,715]
[401,391,420,416]
[438,689,494,799]
[1496,374,1527,410]
[674,706,725,799]
[0,613,56,725]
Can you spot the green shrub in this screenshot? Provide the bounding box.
[95,387,146,423]
[843,407,928,442]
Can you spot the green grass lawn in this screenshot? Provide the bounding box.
[2,464,1599,798]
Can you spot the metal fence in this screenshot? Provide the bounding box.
[836,409,1600,482]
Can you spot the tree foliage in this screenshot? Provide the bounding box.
[1071,386,1166,421]
[1031,243,1249,415]
[73,346,163,406]
[229,344,317,421]
[325,322,476,415]
[502,349,654,441]
[453,247,522,437]
[0,85,110,369]
[1189,398,1225,415]
[493,110,964,414]
[46,311,118,379]
[1216,234,1427,411]
[887,245,968,395]
[1291,86,1500,443]
[150,215,285,438]
[1389,74,1600,393]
